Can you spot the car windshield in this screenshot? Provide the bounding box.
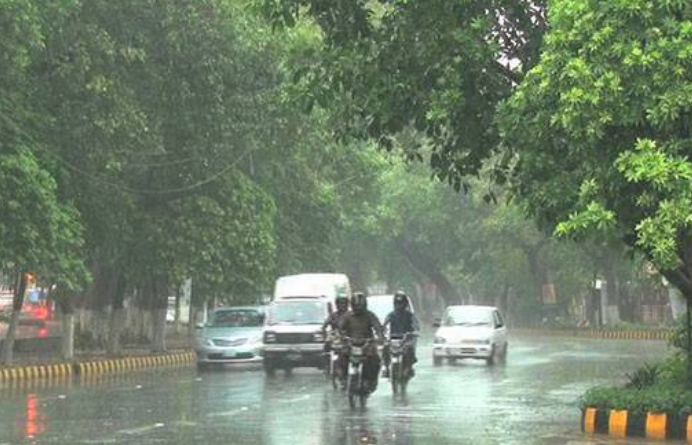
[443,310,493,327]
[267,301,325,325]
[210,309,263,328]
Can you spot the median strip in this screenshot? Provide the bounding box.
[514,328,672,340]
[583,408,692,441]
[0,350,196,384]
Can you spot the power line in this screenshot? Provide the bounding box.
[37,144,257,196]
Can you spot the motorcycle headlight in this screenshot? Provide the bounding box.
[434,336,446,344]
[263,332,277,343]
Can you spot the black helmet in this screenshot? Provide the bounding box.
[394,291,409,309]
[351,292,367,314]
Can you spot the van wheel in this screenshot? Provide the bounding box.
[263,359,276,376]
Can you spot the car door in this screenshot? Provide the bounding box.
[492,310,508,349]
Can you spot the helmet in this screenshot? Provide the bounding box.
[335,295,349,312]
[351,292,367,314]
[394,291,409,309]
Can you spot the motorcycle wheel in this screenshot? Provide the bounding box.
[348,374,359,409]
[391,362,399,394]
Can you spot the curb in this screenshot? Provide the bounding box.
[514,328,672,341]
[0,350,195,384]
[583,408,692,440]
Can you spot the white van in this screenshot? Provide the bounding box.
[262,273,351,374]
[273,273,351,301]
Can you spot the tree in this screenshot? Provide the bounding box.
[0,148,87,364]
[500,0,692,302]
[259,0,547,188]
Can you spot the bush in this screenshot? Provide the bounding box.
[581,356,692,415]
[581,385,692,415]
[625,363,660,389]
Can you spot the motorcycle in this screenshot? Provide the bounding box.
[388,333,417,395]
[344,337,377,409]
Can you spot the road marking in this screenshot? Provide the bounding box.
[116,423,165,435]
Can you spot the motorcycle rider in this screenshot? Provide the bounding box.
[382,291,419,378]
[322,295,350,334]
[322,295,350,383]
[339,292,385,391]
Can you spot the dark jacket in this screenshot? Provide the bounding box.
[340,310,384,340]
[384,310,419,338]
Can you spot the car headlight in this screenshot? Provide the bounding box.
[263,332,276,343]
[434,336,446,344]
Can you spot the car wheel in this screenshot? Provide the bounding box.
[196,362,211,372]
[500,344,508,363]
[486,346,496,366]
[433,356,443,366]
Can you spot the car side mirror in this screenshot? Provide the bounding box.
[195,322,205,329]
[496,323,504,329]
[433,318,441,328]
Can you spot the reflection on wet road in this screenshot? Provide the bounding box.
[0,334,672,445]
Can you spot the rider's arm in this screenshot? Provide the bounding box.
[371,312,385,341]
[411,313,420,333]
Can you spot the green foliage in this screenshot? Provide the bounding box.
[581,385,692,415]
[582,356,692,414]
[625,363,660,390]
[500,0,692,297]
[259,0,547,186]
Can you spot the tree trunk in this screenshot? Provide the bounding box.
[147,273,168,353]
[107,273,127,356]
[1,271,28,365]
[57,292,75,360]
[62,313,75,360]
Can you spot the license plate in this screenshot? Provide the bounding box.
[287,353,301,361]
[225,351,237,358]
[351,347,363,355]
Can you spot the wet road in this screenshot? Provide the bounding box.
[0,334,673,445]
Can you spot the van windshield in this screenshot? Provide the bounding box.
[267,301,325,325]
[443,309,493,327]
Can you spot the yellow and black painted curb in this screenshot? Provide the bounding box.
[515,328,672,341]
[0,363,72,383]
[0,350,195,384]
[582,407,692,441]
[75,351,195,376]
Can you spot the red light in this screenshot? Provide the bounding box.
[37,327,48,338]
[32,306,49,320]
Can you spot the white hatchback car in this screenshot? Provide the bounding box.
[432,305,508,366]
